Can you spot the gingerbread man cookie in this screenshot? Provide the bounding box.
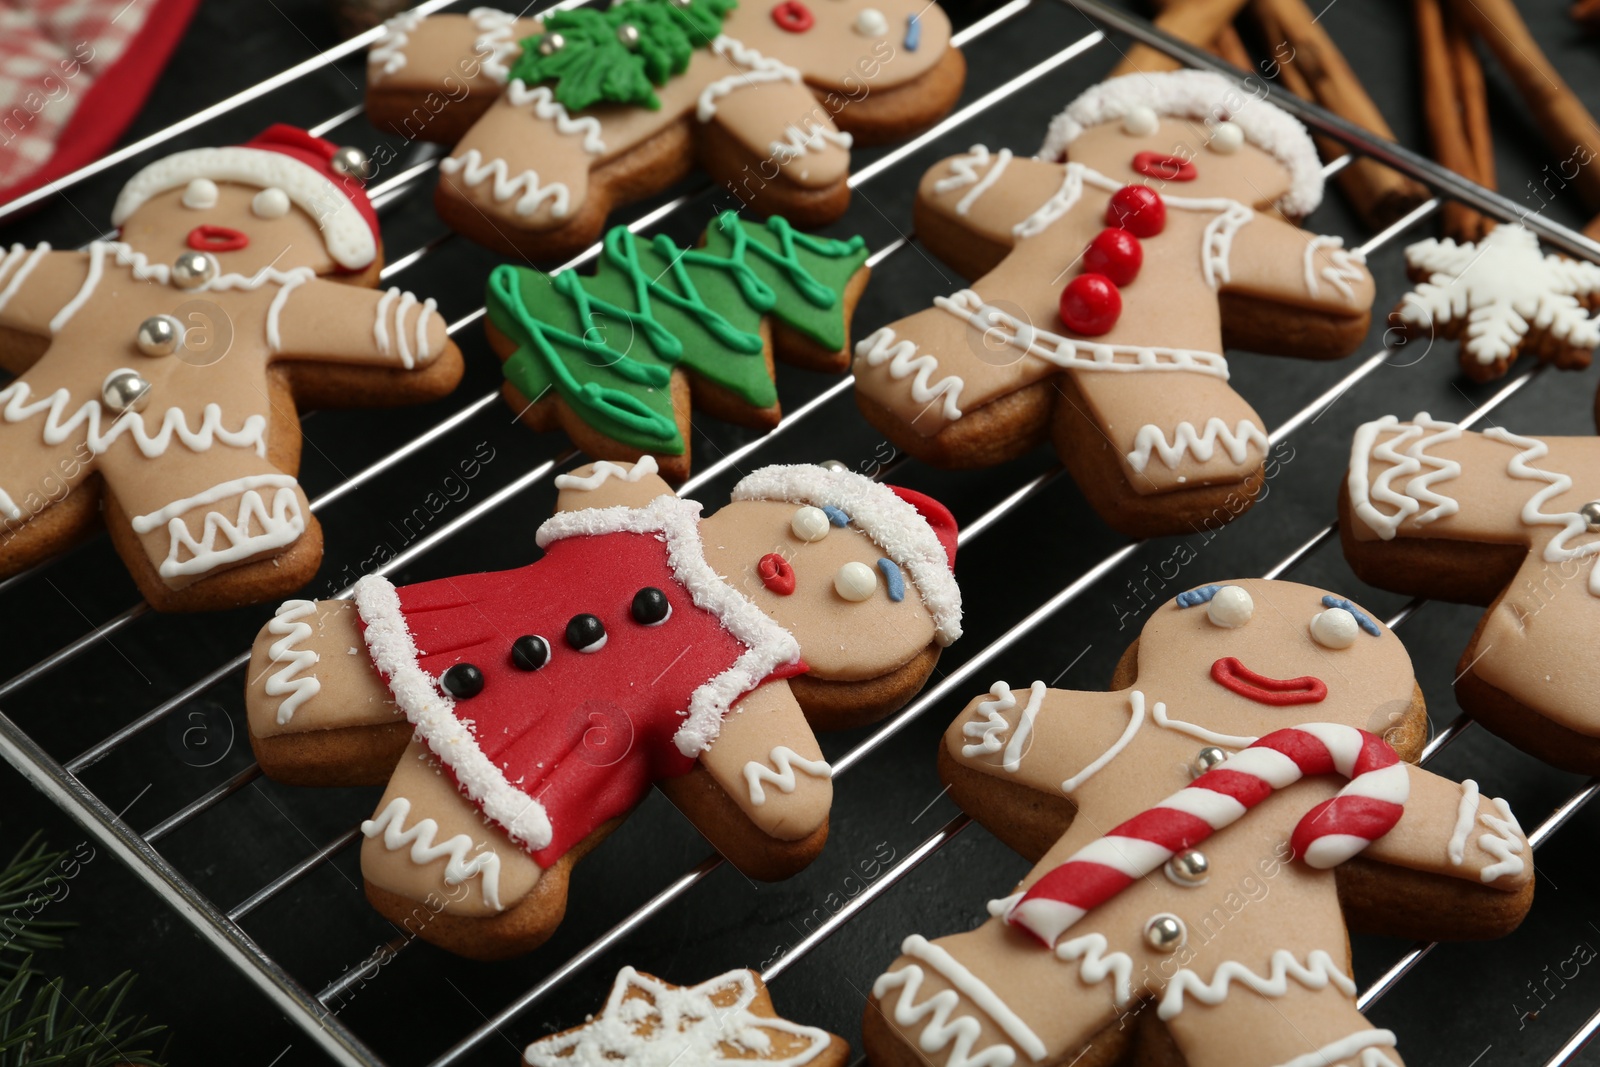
[865,578,1532,1067]
[523,966,848,1066]
[245,460,961,958]
[364,0,963,261]
[852,72,1377,539]
[0,125,464,611]
[485,211,870,481]
[1341,413,1600,773]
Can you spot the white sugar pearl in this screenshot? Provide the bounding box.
[1207,585,1253,628]
[1122,105,1159,137]
[1310,607,1359,649]
[791,505,831,542]
[182,178,218,209]
[834,561,877,601]
[252,187,291,219]
[854,7,887,34]
[1209,121,1244,154]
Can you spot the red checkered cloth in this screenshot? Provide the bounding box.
[0,0,200,208]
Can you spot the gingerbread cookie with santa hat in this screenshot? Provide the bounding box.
[865,578,1531,1067]
[853,71,1377,539]
[0,125,464,611]
[244,458,960,959]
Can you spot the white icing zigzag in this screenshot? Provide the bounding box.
[1158,949,1356,1020]
[470,7,521,85]
[1126,418,1268,474]
[265,599,320,725]
[1484,425,1600,595]
[132,475,306,580]
[439,149,571,218]
[769,120,853,164]
[1346,413,1465,540]
[361,796,505,911]
[0,381,268,460]
[959,680,1046,773]
[1476,795,1527,883]
[856,326,965,422]
[553,455,660,491]
[504,80,606,155]
[873,934,1048,1067]
[1303,234,1367,303]
[934,146,1013,216]
[696,35,802,122]
[370,10,423,78]
[743,746,833,805]
[1275,1030,1400,1067]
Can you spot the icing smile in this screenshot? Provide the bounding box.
[1209,657,1327,706]
[187,224,250,252]
[1131,152,1197,182]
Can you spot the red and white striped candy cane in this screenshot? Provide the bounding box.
[1006,723,1409,947]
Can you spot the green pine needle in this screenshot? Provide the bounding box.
[0,836,73,973]
[0,963,165,1067]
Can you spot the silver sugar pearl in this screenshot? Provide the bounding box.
[101,368,151,414]
[135,315,184,357]
[1582,500,1600,532]
[330,145,372,181]
[1166,848,1209,886]
[171,251,215,289]
[615,23,641,48]
[1143,913,1186,953]
[1192,746,1227,778]
[538,32,566,55]
[818,459,850,472]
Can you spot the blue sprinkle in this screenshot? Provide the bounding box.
[823,505,850,527]
[1175,584,1222,608]
[1322,595,1381,636]
[904,13,921,51]
[876,558,905,601]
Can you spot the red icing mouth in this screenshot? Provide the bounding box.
[1210,657,1327,706]
[1132,152,1197,182]
[757,552,795,595]
[187,225,249,252]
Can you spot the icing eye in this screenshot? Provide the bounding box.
[511,634,550,670]
[1309,608,1359,649]
[1208,121,1244,154]
[631,587,671,625]
[182,179,218,209]
[1122,106,1159,137]
[791,505,830,542]
[770,0,813,32]
[566,613,607,652]
[854,7,886,34]
[834,561,877,601]
[1206,585,1253,628]
[252,187,291,219]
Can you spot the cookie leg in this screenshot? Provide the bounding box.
[1165,983,1403,1067]
[0,430,105,579]
[245,598,409,785]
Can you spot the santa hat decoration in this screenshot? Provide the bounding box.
[731,465,963,645]
[111,124,380,271]
[1037,71,1325,218]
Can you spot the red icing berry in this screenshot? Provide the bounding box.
[1132,151,1197,182]
[1082,228,1142,286]
[770,0,814,31]
[187,225,249,252]
[758,552,796,595]
[1059,274,1122,336]
[1106,185,1165,237]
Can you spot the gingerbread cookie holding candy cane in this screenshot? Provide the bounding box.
[0,125,463,611]
[363,0,963,261]
[865,578,1532,1067]
[244,459,961,959]
[853,72,1377,539]
[1340,413,1600,773]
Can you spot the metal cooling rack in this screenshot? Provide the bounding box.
[3,0,1600,1063]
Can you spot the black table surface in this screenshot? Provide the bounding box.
[5,0,1600,1064]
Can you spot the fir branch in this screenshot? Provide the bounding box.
[0,962,165,1067]
[0,836,72,972]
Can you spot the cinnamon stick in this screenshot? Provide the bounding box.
[1416,0,1492,240]
[1449,12,1494,196]
[1107,0,1252,78]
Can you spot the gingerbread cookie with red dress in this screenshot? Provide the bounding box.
[244,459,961,959]
[364,0,963,261]
[852,72,1377,539]
[0,125,463,611]
[865,578,1531,1067]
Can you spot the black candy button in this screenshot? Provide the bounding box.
[511,634,550,671]
[441,663,485,698]
[631,586,671,625]
[566,613,607,651]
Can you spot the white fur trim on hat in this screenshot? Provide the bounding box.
[1037,71,1323,218]
[112,147,377,270]
[730,465,963,645]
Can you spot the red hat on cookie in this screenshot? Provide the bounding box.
[731,465,963,646]
[110,124,380,272]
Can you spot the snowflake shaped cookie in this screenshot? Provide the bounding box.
[1396,224,1600,380]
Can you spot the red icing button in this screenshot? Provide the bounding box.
[1082,228,1142,286]
[1059,273,1121,336]
[1210,657,1328,706]
[1132,151,1197,182]
[187,225,249,252]
[1105,184,1166,238]
[770,0,814,32]
[758,552,796,595]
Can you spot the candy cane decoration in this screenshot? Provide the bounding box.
[1006,724,1409,947]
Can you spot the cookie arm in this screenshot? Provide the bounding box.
[1220,214,1377,317]
[696,680,832,843]
[367,10,538,107]
[1359,766,1531,891]
[0,245,92,347]
[553,458,676,512]
[268,276,451,370]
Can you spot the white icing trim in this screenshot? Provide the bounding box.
[696,35,802,123]
[1484,425,1600,595]
[855,325,965,422]
[1303,234,1366,303]
[1477,795,1526,883]
[1055,932,1135,1009]
[1126,418,1268,474]
[1038,71,1325,217]
[369,10,423,79]
[934,146,1014,216]
[504,80,606,155]
[394,291,416,368]
[361,796,505,911]
[554,456,661,491]
[535,494,802,757]
[374,287,396,357]
[872,935,1044,1066]
[264,599,320,725]
[731,465,963,645]
[743,746,833,805]
[960,680,1051,772]
[439,148,571,218]
[133,475,306,579]
[264,269,311,353]
[112,149,377,271]
[0,381,268,459]
[1346,413,1465,539]
[49,241,106,333]
[769,120,853,164]
[1060,690,1145,793]
[132,472,298,532]
[0,243,51,314]
[1273,1030,1399,1067]
[1149,694,1256,749]
[1158,949,1356,1020]
[1446,777,1480,866]
[469,7,521,85]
